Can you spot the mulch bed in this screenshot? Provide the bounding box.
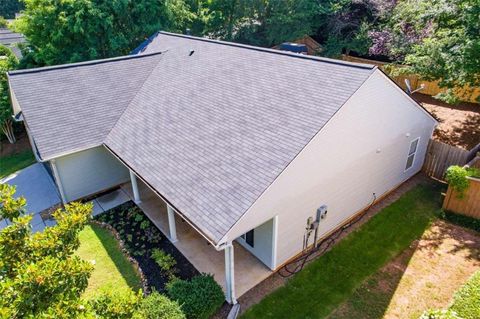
[94,201,199,292]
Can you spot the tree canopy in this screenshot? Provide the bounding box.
[0,45,18,143]
[0,0,23,19]
[14,0,191,67]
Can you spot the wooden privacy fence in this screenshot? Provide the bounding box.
[443,157,480,218]
[422,140,480,180]
[341,55,480,103]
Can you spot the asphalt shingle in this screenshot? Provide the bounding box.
[9,32,375,243]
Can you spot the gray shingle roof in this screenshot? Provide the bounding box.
[9,32,375,243]
[9,53,164,159]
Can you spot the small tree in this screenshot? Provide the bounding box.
[0,184,94,317]
[0,45,18,143]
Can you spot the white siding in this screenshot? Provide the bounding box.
[53,146,129,202]
[236,218,274,269]
[222,70,436,267]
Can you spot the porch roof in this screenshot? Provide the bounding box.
[8,32,375,244]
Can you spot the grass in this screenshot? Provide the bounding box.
[242,183,442,319]
[450,271,480,319]
[0,149,35,178]
[76,223,142,297]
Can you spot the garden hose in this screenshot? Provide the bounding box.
[278,193,377,278]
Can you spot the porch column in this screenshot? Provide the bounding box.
[129,170,141,203]
[271,215,279,270]
[224,242,237,304]
[167,205,178,243]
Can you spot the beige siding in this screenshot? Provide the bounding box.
[54,146,129,202]
[236,218,275,269]
[223,70,436,268]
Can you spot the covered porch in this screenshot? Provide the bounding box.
[121,173,273,301]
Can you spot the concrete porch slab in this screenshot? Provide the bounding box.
[92,188,129,215]
[122,181,272,298]
[1,163,61,214]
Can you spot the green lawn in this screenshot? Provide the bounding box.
[77,223,142,297]
[0,149,36,178]
[450,270,480,319]
[242,183,442,319]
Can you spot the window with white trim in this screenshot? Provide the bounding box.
[240,230,254,248]
[405,138,419,170]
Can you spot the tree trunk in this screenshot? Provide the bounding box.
[1,118,16,144]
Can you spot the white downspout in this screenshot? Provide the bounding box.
[50,159,67,204]
[224,241,237,304]
[167,205,178,243]
[129,170,141,203]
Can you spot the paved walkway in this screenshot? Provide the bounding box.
[1,163,129,232]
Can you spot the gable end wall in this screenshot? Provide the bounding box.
[223,70,436,267]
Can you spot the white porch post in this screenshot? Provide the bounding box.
[129,170,141,203]
[167,205,178,243]
[271,215,279,270]
[224,242,237,304]
[50,159,67,204]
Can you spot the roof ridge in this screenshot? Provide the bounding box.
[8,51,164,76]
[103,50,169,140]
[158,31,376,70]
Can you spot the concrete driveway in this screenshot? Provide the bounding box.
[1,163,130,232]
[1,163,61,231]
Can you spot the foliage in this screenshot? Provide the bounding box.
[0,184,94,317]
[13,0,191,67]
[167,274,225,319]
[140,291,185,319]
[438,210,480,233]
[0,16,8,28]
[403,0,480,102]
[0,44,18,142]
[151,248,177,279]
[0,149,35,178]
[419,309,461,319]
[242,184,441,318]
[366,0,480,103]
[445,165,480,198]
[88,289,143,319]
[449,271,480,319]
[0,0,24,19]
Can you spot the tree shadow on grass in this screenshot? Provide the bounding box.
[328,221,480,319]
[90,223,143,292]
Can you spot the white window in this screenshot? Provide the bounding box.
[240,230,254,248]
[405,138,419,170]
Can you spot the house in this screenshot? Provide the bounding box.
[7,31,437,303]
[0,27,26,58]
[272,35,322,55]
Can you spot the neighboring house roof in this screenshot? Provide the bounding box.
[0,28,26,58]
[9,31,376,243]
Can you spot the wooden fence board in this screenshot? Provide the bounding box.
[443,178,480,219]
[422,139,473,180]
[341,55,480,103]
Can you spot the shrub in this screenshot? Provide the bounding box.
[450,271,480,319]
[419,309,460,319]
[167,274,225,319]
[445,166,480,198]
[89,289,142,319]
[140,291,185,319]
[438,210,480,233]
[152,248,176,274]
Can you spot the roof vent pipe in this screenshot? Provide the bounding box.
[189,50,195,56]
